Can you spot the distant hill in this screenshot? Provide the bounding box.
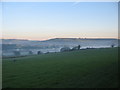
[43,38,118,42]
[1,38,119,52]
[0,38,118,45]
[1,39,41,45]
[42,38,119,46]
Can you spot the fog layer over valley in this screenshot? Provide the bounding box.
[1,38,119,57]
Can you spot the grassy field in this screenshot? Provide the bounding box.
[2,48,118,88]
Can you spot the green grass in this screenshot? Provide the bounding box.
[2,48,118,88]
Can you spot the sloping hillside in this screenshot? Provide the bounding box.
[2,48,118,88]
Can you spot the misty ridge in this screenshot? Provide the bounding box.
[1,38,119,57]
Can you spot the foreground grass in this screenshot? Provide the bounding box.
[2,48,118,88]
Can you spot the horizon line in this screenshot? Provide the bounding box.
[0,37,119,41]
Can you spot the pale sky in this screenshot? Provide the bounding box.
[1,2,118,40]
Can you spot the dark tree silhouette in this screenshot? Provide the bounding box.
[111,44,115,48]
[71,45,81,51]
[37,51,42,55]
[78,45,81,50]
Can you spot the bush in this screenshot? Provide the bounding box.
[60,47,71,52]
[29,51,33,55]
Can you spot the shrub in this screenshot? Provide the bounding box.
[111,44,115,48]
[29,51,33,55]
[60,47,71,52]
[13,51,21,56]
